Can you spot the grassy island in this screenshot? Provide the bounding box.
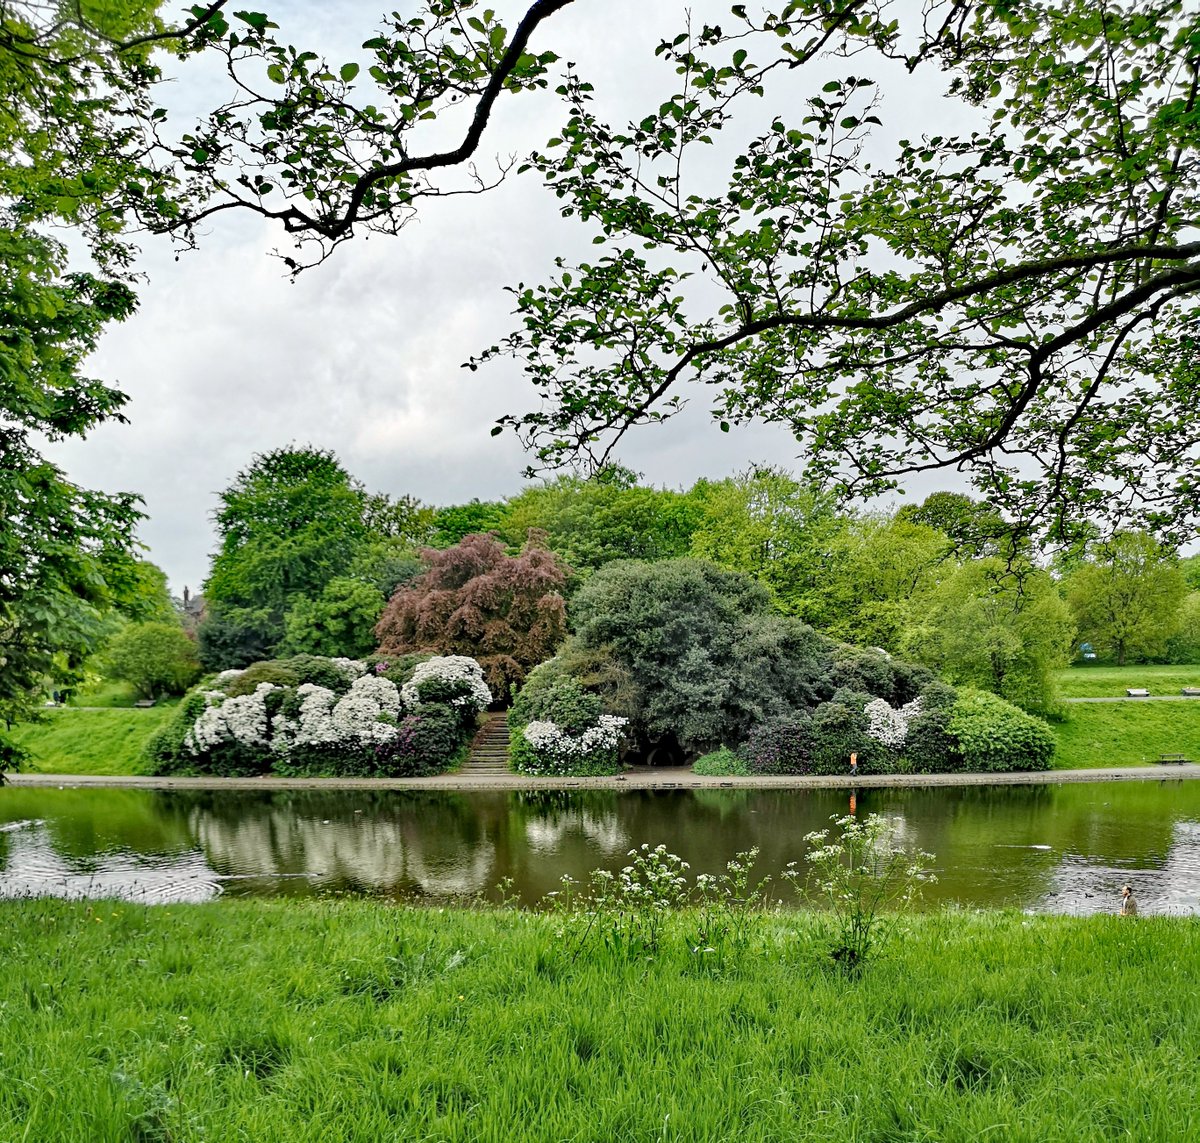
[3,900,1198,1141]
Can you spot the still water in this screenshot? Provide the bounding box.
[3,781,1200,914]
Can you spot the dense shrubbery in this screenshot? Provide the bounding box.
[527,557,1053,774]
[566,559,834,757]
[147,654,488,778]
[947,690,1056,772]
[507,661,626,776]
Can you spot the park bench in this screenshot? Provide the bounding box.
[1182,688,1200,697]
[1126,688,1150,697]
[133,698,156,708]
[1158,754,1190,764]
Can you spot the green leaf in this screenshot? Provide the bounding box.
[340,62,360,83]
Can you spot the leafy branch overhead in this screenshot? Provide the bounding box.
[474,0,1200,541]
[147,0,1199,538]
[156,0,571,266]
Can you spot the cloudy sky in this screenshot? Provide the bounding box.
[50,0,969,593]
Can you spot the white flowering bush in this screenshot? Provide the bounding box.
[271,675,404,766]
[401,655,491,713]
[864,697,924,751]
[515,714,627,776]
[147,655,477,778]
[177,683,279,774]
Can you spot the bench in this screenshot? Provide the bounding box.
[1126,688,1150,697]
[1159,754,1190,764]
[1182,688,1200,697]
[133,698,157,708]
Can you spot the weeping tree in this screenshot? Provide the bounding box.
[374,532,569,702]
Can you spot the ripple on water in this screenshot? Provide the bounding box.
[0,821,221,904]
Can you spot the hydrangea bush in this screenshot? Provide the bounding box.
[147,655,484,778]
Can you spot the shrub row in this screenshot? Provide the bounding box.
[737,686,1053,776]
[146,655,487,778]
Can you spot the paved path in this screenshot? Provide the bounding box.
[1062,695,1200,703]
[7,764,1200,793]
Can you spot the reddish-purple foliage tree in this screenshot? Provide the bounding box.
[374,532,568,703]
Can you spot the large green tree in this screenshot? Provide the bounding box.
[105,621,201,700]
[1063,531,1189,665]
[200,447,377,665]
[688,468,847,620]
[500,469,700,576]
[905,560,1076,714]
[0,1,212,759]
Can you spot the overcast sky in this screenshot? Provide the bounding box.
[48,0,972,594]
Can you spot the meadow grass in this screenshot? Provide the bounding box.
[2,899,1198,1141]
[1055,664,1200,699]
[66,680,142,708]
[1051,700,1200,768]
[9,706,174,776]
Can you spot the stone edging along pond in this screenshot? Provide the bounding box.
[8,763,1200,792]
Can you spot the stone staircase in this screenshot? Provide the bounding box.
[461,713,512,775]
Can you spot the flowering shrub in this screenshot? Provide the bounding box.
[513,714,627,776]
[373,706,466,777]
[146,654,482,778]
[864,697,924,751]
[947,690,1055,772]
[401,655,491,713]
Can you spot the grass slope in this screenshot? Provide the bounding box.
[1052,701,1200,768]
[2,901,1198,1141]
[1055,665,1200,699]
[9,707,173,776]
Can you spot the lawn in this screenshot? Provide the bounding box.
[1,900,1197,1142]
[9,706,174,776]
[1051,700,1200,768]
[1055,664,1200,699]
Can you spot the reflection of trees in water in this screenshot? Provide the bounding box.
[1038,817,1200,916]
[9,780,1200,910]
[515,790,628,857]
[0,819,218,903]
[0,788,194,865]
[183,790,501,897]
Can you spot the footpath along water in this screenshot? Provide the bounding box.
[3,781,1200,913]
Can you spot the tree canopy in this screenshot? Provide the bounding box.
[374,532,569,701]
[142,0,1200,542]
[0,0,192,752]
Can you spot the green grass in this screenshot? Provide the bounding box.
[1055,664,1200,699]
[65,679,141,707]
[1051,700,1200,768]
[692,747,750,776]
[1,900,1198,1141]
[9,706,174,775]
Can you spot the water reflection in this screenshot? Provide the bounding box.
[2,780,1199,913]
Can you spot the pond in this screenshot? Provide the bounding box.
[3,781,1200,915]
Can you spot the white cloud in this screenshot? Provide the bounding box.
[45,0,981,591]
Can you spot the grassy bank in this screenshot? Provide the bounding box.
[1051,701,1200,768]
[1,900,1198,1141]
[1055,664,1200,699]
[9,706,173,776]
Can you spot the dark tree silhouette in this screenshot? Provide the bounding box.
[374,533,568,703]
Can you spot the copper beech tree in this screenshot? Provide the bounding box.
[374,533,568,703]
